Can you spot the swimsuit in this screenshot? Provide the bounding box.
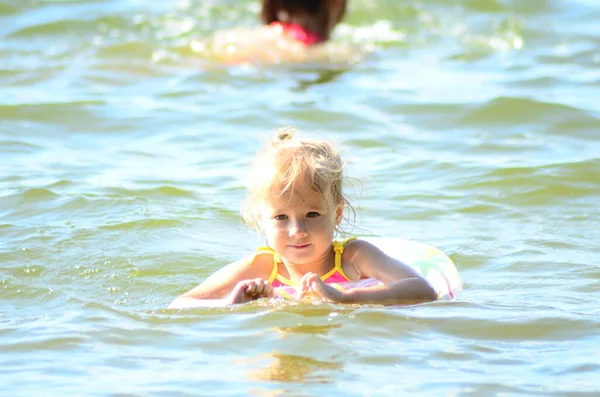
[269,22,325,46]
[251,237,357,287]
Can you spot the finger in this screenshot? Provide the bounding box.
[229,280,252,304]
[236,280,250,292]
[262,282,273,297]
[245,282,256,294]
[301,278,310,292]
[300,273,316,291]
[253,278,265,295]
[309,275,320,291]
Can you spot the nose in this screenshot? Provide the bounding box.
[289,219,308,238]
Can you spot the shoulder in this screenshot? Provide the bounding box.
[342,238,421,282]
[342,238,381,257]
[339,238,384,278]
[250,248,277,268]
[239,247,276,274]
[211,249,276,281]
[212,248,276,273]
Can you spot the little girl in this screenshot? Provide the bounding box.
[168,127,436,309]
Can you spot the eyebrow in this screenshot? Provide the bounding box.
[270,200,326,212]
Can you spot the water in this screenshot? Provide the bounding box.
[1,0,599,395]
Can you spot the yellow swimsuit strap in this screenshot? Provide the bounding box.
[254,237,357,285]
[252,246,281,284]
[327,237,356,280]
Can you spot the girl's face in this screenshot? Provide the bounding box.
[259,185,343,266]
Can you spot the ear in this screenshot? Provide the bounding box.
[335,202,344,225]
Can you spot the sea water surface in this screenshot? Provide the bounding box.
[1,0,599,395]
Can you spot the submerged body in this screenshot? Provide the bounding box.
[196,22,363,66]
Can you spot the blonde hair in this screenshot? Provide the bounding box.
[242,127,353,233]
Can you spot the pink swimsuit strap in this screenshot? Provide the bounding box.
[271,270,349,288]
[270,21,325,46]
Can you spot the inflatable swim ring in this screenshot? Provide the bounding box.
[274,237,462,301]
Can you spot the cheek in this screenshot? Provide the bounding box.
[262,222,286,238]
[314,216,336,233]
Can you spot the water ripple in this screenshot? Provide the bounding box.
[2,0,600,395]
[100,218,183,230]
[461,96,600,132]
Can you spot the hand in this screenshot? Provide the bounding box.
[227,278,273,305]
[299,273,344,303]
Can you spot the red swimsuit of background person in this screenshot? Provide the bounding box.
[269,21,325,46]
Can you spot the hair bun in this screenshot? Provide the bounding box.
[273,126,297,143]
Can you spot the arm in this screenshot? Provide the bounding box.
[167,255,273,309]
[168,278,274,309]
[338,277,436,304]
[301,240,437,305]
[300,274,435,305]
[347,239,437,303]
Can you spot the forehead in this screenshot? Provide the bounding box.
[265,187,332,210]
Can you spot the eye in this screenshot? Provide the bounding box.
[274,214,288,220]
[307,212,320,218]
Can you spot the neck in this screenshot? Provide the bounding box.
[270,21,325,46]
[280,248,335,282]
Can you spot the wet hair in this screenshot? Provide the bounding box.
[242,127,353,234]
[278,0,323,15]
[260,0,347,41]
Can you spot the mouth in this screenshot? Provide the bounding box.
[289,243,311,249]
